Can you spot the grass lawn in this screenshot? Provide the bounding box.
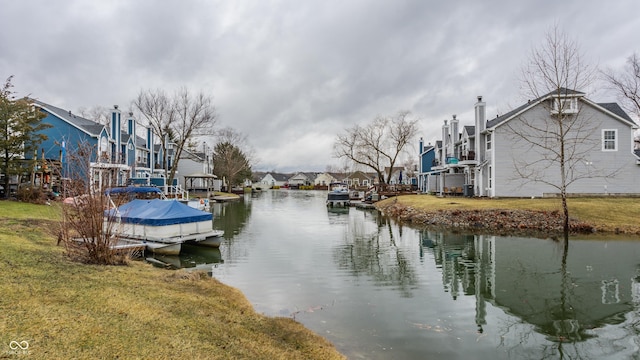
[378,195,640,234]
[0,201,344,359]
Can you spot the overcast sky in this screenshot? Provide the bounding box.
[2,0,639,172]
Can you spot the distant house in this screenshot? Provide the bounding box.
[259,172,289,188]
[314,172,341,186]
[288,172,316,187]
[344,171,375,188]
[177,148,218,192]
[417,139,436,192]
[419,90,640,197]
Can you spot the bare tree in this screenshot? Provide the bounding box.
[77,105,112,126]
[59,141,132,265]
[133,88,218,188]
[602,53,640,121]
[334,111,418,185]
[509,25,599,240]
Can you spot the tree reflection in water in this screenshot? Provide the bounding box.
[418,230,640,358]
[333,210,419,298]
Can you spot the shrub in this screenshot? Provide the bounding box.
[17,184,46,204]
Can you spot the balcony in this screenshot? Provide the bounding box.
[458,151,477,165]
[459,151,475,161]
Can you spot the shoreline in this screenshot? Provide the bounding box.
[375,200,640,237]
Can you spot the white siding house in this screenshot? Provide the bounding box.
[259,173,289,188]
[314,172,338,186]
[420,89,640,197]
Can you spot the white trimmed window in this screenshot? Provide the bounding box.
[602,129,617,151]
[551,97,578,114]
[486,133,492,150]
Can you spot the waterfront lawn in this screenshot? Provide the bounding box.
[0,200,61,220]
[0,201,344,360]
[382,195,640,233]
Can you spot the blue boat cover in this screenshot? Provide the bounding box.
[106,199,212,226]
[105,186,162,195]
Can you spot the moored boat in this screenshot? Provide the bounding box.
[327,182,350,207]
[105,198,224,255]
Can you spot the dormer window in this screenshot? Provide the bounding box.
[551,97,578,115]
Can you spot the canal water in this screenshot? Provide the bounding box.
[149,190,640,359]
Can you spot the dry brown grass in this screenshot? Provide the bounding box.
[0,202,345,359]
[378,194,640,234]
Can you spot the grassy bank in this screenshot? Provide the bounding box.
[376,195,640,234]
[0,201,344,359]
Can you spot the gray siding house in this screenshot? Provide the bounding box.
[421,89,640,197]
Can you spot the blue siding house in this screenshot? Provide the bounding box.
[32,100,154,189]
[417,137,435,193]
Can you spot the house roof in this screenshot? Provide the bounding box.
[463,125,475,136]
[345,170,373,179]
[597,103,635,124]
[33,99,152,149]
[421,144,435,153]
[290,172,317,180]
[265,173,289,181]
[485,88,635,129]
[32,99,105,137]
[184,172,217,179]
[180,148,204,161]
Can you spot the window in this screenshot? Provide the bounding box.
[486,133,492,150]
[602,129,617,151]
[551,97,578,114]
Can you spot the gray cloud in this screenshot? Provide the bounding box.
[2,0,639,172]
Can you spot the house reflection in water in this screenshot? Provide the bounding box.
[420,230,640,343]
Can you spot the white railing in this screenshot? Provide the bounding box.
[165,184,189,200]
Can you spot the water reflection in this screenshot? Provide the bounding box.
[333,210,419,298]
[421,230,640,357]
[212,194,252,240]
[146,190,640,359]
[147,244,223,270]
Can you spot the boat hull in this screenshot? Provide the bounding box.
[143,241,181,255]
[327,192,350,207]
[188,230,224,248]
[113,238,182,255]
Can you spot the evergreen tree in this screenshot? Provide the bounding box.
[0,76,49,198]
[212,141,252,189]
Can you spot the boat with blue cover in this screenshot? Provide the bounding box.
[105,198,223,255]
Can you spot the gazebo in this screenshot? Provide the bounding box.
[183,172,218,198]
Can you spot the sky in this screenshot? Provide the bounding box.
[1,0,639,173]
